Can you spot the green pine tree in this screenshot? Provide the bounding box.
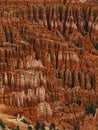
[49,123,56,130]
[0,119,5,130]
[34,121,40,130]
[28,125,32,130]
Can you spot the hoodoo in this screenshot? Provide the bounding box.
[0,0,98,130]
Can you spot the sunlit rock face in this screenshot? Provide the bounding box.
[0,0,98,129]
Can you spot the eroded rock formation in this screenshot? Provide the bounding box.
[0,0,98,129]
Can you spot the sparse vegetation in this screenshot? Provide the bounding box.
[49,123,56,130]
[95,44,98,50]
[34,121,40,130]
[8,126,20,130]
[16,126,20,130]
[74,97,82,106]
[21,118,30,125]
[28,125,32,130]
[0,119,5,130]
[86,103,95,116]
[40,125,46,130]
[34,121,47,130]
